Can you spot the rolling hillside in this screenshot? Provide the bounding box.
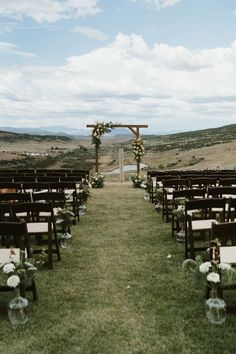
[0,124,235,171]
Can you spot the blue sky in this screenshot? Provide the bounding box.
[0,0,236,134]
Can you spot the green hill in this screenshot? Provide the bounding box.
[144,124,236,152]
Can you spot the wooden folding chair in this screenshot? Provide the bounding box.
[11,202,61,270]
[185,198,226,259]
[162,179,189,223]
[172,188,206,237]
[211,222,236,304]
[0,192,32,203]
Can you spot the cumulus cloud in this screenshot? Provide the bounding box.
[0,0,101,23]
[73,26,108,41]
[130,0,182,9]
[0,41,36,57]
[0,33,236,132]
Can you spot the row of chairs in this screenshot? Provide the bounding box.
[0,202,61,300]
[147,175,236,205]
[0,183,84,220]
[0,175,85,183]
[0,168,89,177]
[171,186,236,229]
[184,197,236,259]
[162,183,236,223]
[0,201,61,269]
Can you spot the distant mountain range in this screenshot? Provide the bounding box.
[0,126,89,137]
[0,124,235,140]
[0,125,173,137]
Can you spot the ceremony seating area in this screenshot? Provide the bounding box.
[0,169,90,304]
[146,169,236,317]
[147,169,236,260]
[0,176,235,352]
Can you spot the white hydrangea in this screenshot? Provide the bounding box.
[199,262,212,273]
[218,263,232,271]
[7,275,20,288]
[3,263,16,274]
[207,272,220,283]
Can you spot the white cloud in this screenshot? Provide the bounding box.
[131,0,182,9]
[0,41,36,57]
[0,33,236,132]
[0,0,101,23]
[73,26,108,41]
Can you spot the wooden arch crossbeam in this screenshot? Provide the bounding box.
[86,124,148,174]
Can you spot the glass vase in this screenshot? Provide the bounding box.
[60,232,72,248]
[205,288,226,324]
[79,204,86,216]
[8,287,29,326]
[176,224,185,246]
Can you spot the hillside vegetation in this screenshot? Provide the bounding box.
[0,124,236,172]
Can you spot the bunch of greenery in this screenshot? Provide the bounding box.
[91,174,105,188]
[172,199,185,222]
[1,258,37,290]
[77,184,90,202]
[182,241,236,296]
[132,138,145,161]
[131,174,145,188]
[91,122,113,147]
[56,207,75,233]
[155,189,163,211]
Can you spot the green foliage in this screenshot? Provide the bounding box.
[147,124,236,152]
[0,131,71,143]
[91,122,113,147]
[0,146,94,170]
[131,174,145,188]
[91,174,105,188]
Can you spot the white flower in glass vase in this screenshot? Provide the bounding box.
[3,263,16,274]
[199,261,212,274]
[207,272,220,284]
[7,274,20,288]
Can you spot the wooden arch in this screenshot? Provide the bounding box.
[86,124,148,175]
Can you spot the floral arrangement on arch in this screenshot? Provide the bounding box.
[91,122,114,147]
[132,137,145,161]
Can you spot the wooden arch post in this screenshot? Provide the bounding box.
[87,124,148,175]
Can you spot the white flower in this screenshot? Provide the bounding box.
[7,275,20,288]
[218,263,232,271]
[207,272,220,283]
[3,263,16,274]
[199,262,212,273]
[167,254,172,259]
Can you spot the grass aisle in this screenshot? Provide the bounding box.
[0,182,236,354]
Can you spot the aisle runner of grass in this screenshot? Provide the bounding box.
[0,182,236,354]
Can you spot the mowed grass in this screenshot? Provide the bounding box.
[0,182,236,354]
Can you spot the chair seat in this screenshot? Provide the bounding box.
[191,219,217,231]
[27,222,53,234]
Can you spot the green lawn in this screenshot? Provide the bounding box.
[0,182,236,354]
